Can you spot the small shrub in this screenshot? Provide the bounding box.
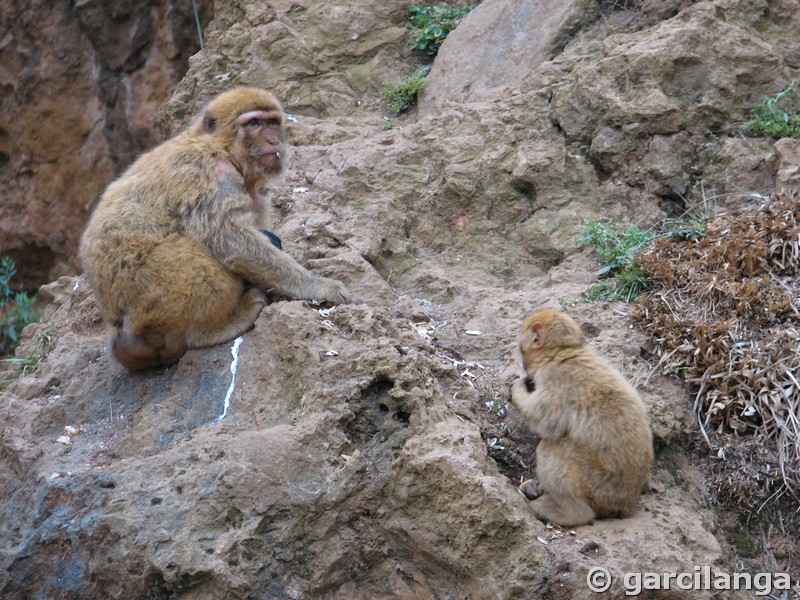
[0,257,41,355]
[743,83,800,139]
[664,217,707,242]
[407,4,477,54]
[577,219,654,274]
[631,192,800,495]
[380,66,430,115]
[578,220,655,302]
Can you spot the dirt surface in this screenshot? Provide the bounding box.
[2,0,799,598]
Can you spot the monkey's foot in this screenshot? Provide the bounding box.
[518,478,543,500]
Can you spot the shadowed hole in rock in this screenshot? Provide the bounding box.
[341,377,410,450]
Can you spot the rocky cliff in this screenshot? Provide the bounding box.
[0,0,211,287]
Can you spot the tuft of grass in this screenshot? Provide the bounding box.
[3,327,56,377]
[743,82,800,139]
[577,219,654,275]
[406,4,478,55]
[380,66,430,115]
[578,220,655,302]
[575,216,710,304]
[0,257,40,355]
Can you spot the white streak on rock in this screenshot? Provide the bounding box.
[213,336,243,424]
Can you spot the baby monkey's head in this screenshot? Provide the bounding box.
[519,309,585,373]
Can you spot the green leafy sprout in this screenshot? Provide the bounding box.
[3,328,54,378]
[577,219,655,302]
[406,4,478,55]
[380,66,431,115]
[663,217,707,242]
[0,256,41,355]
[577,216,709,302]
[743,82,800,139]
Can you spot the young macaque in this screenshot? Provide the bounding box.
[509,309,653,526]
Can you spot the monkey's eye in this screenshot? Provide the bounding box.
[265,118,281,126]
[244,118,261,127]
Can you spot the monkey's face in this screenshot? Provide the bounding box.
[234,110,286,181]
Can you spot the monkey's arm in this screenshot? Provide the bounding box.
[510,379,569,439]
[203,213,351,304]
[219,226,351,303]
[185,167,351,304]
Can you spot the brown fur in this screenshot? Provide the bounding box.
[79,87,352,370]
[509,309,653,526]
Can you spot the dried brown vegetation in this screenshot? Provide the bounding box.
[631,191,800,495]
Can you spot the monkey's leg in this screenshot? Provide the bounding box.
[112,327,164,371]
[114,236,262,369]
[532,442,596,527]
[186,287,267,348]
[529,493,595,527]
[143,236,267,350]
[518,478,543,500]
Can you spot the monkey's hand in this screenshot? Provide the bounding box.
[518,478,543,501]
[509,377,532,409]
[313,277,354,305]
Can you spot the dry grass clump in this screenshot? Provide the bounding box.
[704,435,784,513]
[630,191,800,494]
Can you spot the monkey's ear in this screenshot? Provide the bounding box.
[520,323,545,352]
[203,109,217,133]
[529,323,546,349]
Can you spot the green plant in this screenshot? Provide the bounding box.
[380,66,430,114]
[2,328,55,377]
[557,296,578,309]
[743,83,800,139]
[664,217,707,242]
[578,220,654,302]
[0,257,40,354]
[406,4,477,54]
[577,219,654,275]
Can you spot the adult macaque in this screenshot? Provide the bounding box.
[509,310,653,526]
[79,87,352,370]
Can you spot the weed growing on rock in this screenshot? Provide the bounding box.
[743,82,800,139]
[380,67,430,115]
[2,328,54,377]
[406,4,478,54]
[578,219,654,301]
[0,257,40,355]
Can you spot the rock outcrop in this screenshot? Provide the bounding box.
[0,0,211,287]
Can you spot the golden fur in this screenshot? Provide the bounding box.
[510,309,653,526]
[79,87,352,370]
